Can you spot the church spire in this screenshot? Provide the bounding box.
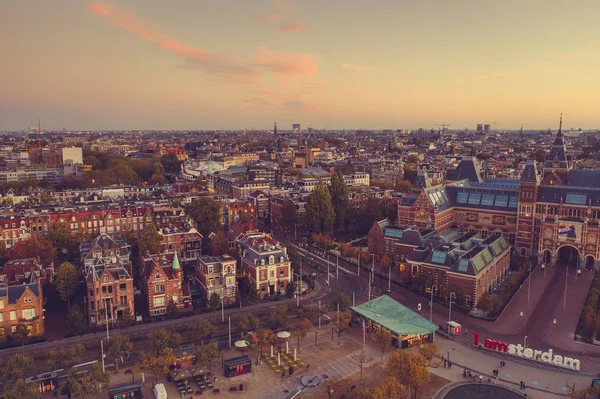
[557,113,563,138]
[274,122,278,135]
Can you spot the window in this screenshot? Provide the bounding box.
[269,270,275,278]
[481,194,495,206]
[120,295,127,306]
[468,193,481,205]
[456,192,468,204]
[155,273,161,279]
[153,297,165,307]
[0,313,3,322]
[104,275,108,283]
[154,284,165,293]
[207,265,214,274]
[279,268,285,276]
[0,300,3,309]
[10,311,17,321]
[24,297,31,303]
[22,308,36,320]
[269,256,274,265]
[120,283,127,290]
[172,295,178,303]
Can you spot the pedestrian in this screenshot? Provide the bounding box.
[463,369,467,378]
[523,382,526,389]
[448,361,452,369]
[479,375,483,383]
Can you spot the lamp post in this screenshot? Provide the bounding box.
[388,265,392,292]
[371,254,375,283]
[327,254,330,286]
[221,287,224,322]
[357,253,360,276]
[429,285,437,323]
[564,264,569,310]
[448,292,455,323]
[336,252,339,280]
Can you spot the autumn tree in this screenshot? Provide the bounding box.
[55,261,78,308]
[232,313,259,339]
[355,377,407,399]
[119,307,134,328]
[329,170,350,230]
[357,349,368,380]
[188,319,216,345]
[104,335,133,372]
[166,299,180,320]
[386,350,429,399]
[13,324,30,352]
[3,379,40,399]
[1,354,34,380]
[47,344,84,371]
[136,348,176,385]
[373,328,393,361]
[209,230,228,256]
[477,292,493,312]
[534,148,547,163]
[304,182,335,234]
[207,292,222,322]
[418,342,441,366]
[396,180,413,194]
[266,306,289,331]
[334,311,351,344]
[67,363,109,399]
[46,222,82,262]
[195,341,219,371]
[296,318,313,352]
[67,304,88,336]
[138,222,163,256]
[6,238,57,266]
[147,328,181,356]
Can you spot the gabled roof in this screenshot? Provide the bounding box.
[444,157,483,183]
[413,168,431,189]
[567,170,600,188]
[520,160,539,183]
[0,283,40,304]
[351,295,437,336]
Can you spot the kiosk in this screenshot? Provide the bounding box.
[223,356,252,378]
[446,321,461,336]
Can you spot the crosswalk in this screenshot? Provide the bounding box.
[260,350,369,399]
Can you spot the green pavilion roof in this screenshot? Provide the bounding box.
[351,295,438,336]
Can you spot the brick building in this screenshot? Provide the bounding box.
[159,226,202,265]
[140,253,191,318]
[0,258,53,286]
[195,255,237,305]
[0,280,45,339]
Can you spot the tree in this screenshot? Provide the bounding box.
[161,153,183,174]
[147,328,181,356]
[405,154,420,165]
[285,279,296,298]
[248,286,260,308]
[396,180,412,193]
[534,148,547,163]
[385,351,429,399]
[296,318,313,352]
[119,307,134,328]
[2,354,34,380]
[357,349,368,381]
[380,255,391,272]
[47,344,85,371]
[46,222,82,261]
[67,363,109,399]
[334,311,351,344]
[304,182,335,234]
[209,230,228,256]
[166,299,180,320]
[455,289,466,307]
[280,199,298,233]
[477,292,493,312]
[138,222,163,256]
[136,348,176,385]
[189,319,216,345]
[55,261,78,308]
[266,306,289,331]
[373,329,393,361]
[195,341,220,371]
[6,238,57,266]
[13,324,30,352]
[104,335,132,372]
[299,304,326,324]
[4,379,40,399]
[208,292,222,322]
[184,198,223,243]
[232,313,259,339]
[329,170,350,230]
[67,304,88,336]
[331,293,351,312]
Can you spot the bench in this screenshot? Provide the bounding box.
[229,387,237,392]
[212,389,220,394]
[239,384,244,392]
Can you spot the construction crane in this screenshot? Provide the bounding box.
[492,121,498,132]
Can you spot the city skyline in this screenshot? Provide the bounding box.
[2,0,600,130]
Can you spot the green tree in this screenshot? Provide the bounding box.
[232,313,259,339]
[373,329,393,361]
[104,335,133,372]
[418,342,441,366]
[136,348,176,385]
[477,292,493,312]
[266,306,289,331]
[208,292,222,322]
[47,344,85,371]
[195,341,219,371]
[67,304,88,336]
[67,362,109,399]
[385,351,429,399]
[46,222,82,261]
[147,328,181,356]
[188,319,217,345]
[396,180,412,193]
[2,354,34,380]
[55,261,78,308]
[166,299,180,320]
[285,279,296,298]
[4,379,40,399]
[138,222,163,256]
[119,307,134,328]
[184,198,222,244]
[329,170,350,230]
[304,182,335,233]
[330,293,351,312]
[534,148,547,163]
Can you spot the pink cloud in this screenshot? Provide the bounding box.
[89,2,317,82]
[253,47,318,78]
[279,22,307,33]
[273,0,295,12]
[340,63,372,72]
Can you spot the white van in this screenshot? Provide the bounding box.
[153,383,167,399]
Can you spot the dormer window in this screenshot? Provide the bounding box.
[156,273,161,279]
[261,259,265,265]
[104,275,108,283]
[24,297,32,303]
[269,256,274,265]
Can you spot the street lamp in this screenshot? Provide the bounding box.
[388,264,392,292]
[371,254,375,283]
[429,285,437,323]
[221,287,225,322]
[448,292,456,322]
[527,261,532,304]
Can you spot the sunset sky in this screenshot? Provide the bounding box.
[2,0,600,131]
